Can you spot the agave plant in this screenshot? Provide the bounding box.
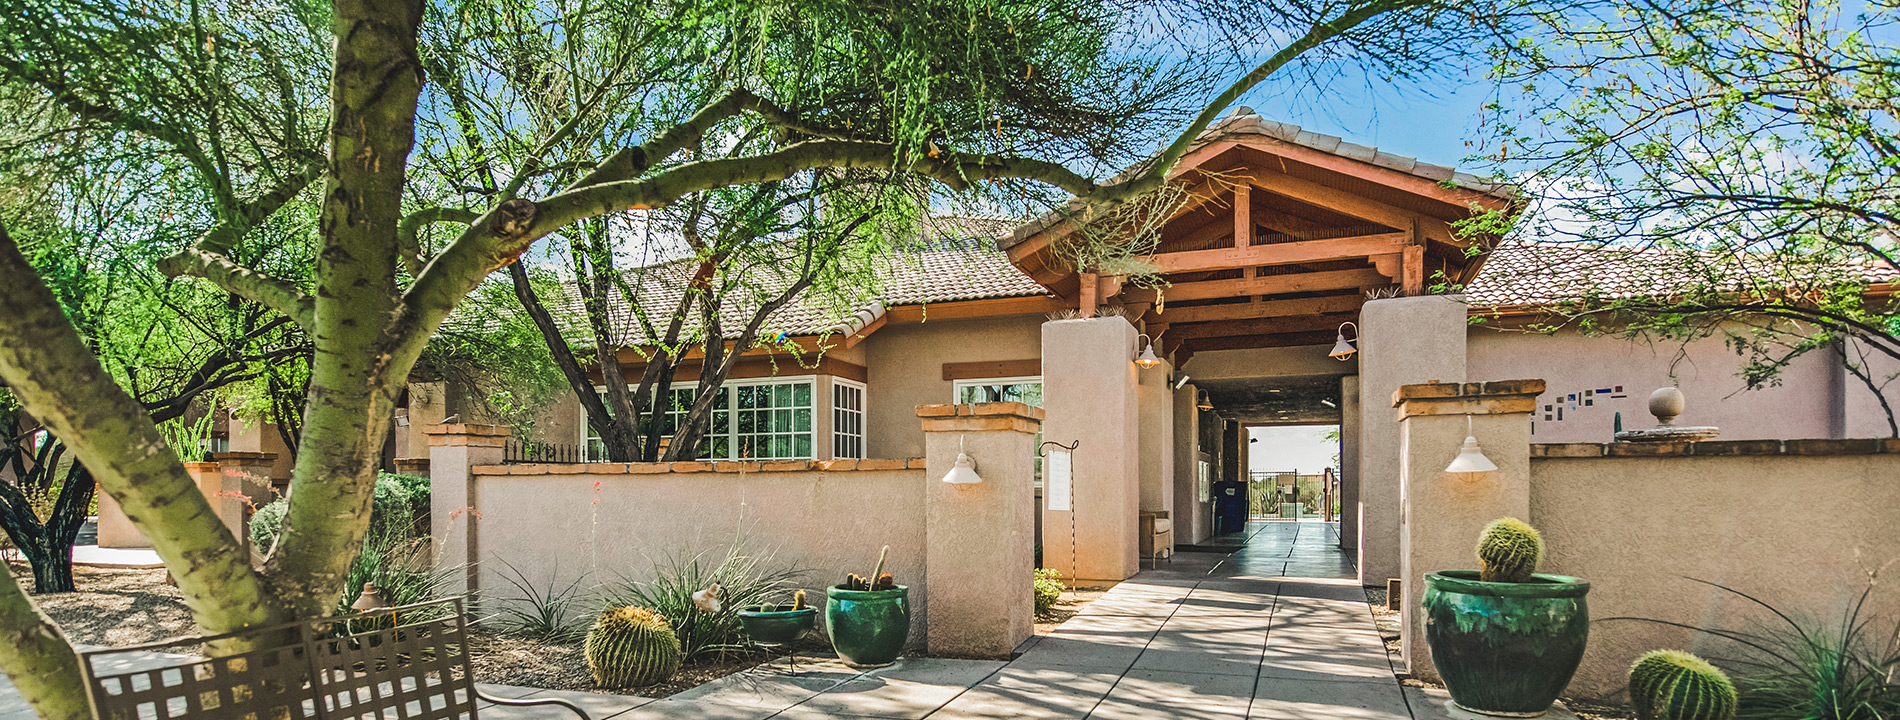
[599,544,805,661]
[1607,578,1900,720]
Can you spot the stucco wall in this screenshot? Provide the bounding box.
[1529,445,1900,698]
[1467,325,1847,443]
[862,315,1044,459]
[472,462,932,648]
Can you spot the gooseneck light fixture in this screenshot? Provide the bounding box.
[941,435,983,484]
[1329,321,1359,361]
[1444,416,1499,474]
[1135,334,1162,368]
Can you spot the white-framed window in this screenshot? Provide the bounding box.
[952,376,1043,406]
[833,379,867,459]
[584,377,817,461]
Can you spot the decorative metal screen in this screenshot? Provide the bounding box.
[79,599,489,720]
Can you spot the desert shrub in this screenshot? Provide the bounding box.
[600,546,804,661]
[1611,579,1900,720]
[1034,568,1065,616]
[491,558,589,642]
[250,473,416,554]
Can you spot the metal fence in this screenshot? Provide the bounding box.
[502,439,587,464]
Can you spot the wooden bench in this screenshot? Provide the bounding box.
[77,598,588,720]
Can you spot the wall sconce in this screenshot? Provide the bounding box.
[1135,334,1162,368]
[1444,416,1498,474]
[1174,374,1191,390]
[1329,321,1359,361]
[942,436,983,484]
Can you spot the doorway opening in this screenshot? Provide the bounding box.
[1246,424,1342,522]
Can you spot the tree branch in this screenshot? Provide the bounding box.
[397,207,480,276]
[156,249,315,328]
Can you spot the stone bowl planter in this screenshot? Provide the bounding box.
[825,585,909,668]
[737,605,817,646]
[1423,571,1590,717]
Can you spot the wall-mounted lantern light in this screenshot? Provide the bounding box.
[942,436,983,484]
[1135,334,1162,368]
[1329,321,1359,361]
[1444,416,1498,474]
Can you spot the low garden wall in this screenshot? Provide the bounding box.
[1529,439,1900,698]
[468,459,933,647]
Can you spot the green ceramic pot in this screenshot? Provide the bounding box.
[825,585,909,668]
[1422,571,1591,717]
[737,606,817,645]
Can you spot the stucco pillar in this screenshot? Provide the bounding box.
[213,451,278,508]
[186,461,249,553]
[94,492,147,549]
[426,423,510,596]
[1358,294,1467,587]
[1040,317,1140,582]
[1394,379,1542,682]
[1339,376,1361,551]
[1138,361,1175,518]
[919,402,1040,658]
[1171,383,1203,543]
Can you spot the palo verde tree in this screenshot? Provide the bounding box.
[1480,0,1900,434]
[0,1,1534,718]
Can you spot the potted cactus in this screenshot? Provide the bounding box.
[825,545,909,668]
[584,606,683,687]
[1628,650,1736,720]
[1422,518,1590,716]
[738,589,818,646]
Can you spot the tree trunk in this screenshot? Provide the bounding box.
[261,0,427,618]
[29,550,74,595]
[0,566,87,720]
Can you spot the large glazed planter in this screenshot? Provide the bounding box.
[1423,571,1591,717]
[825,585,910,668]
[737,606,817,645]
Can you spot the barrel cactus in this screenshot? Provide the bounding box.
[585,606,683,687]
[1476,517,1543,583]
[1628,650,1737,720]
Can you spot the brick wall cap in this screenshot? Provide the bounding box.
[1392,379,1546,406]
[913,402,1044,421]
[212,451,279,463]
[421,423,513,437]
[1531,438,1900,458]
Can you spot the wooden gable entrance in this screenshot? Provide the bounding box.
[1000,116,1517,366]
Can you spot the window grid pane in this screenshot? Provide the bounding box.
[833,382,865,459]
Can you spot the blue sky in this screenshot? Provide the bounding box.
[1241,69,1497,174]
[1248,426,1340,474]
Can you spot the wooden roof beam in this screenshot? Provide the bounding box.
[1166,312,1356,341]
[1151,295,1363,324]
[1237,169,1466,247]
[1149,232,1409,274]
[1163,268,1391,302]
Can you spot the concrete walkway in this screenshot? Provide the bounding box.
[529,519,1462,720]
[0,520,1471,720]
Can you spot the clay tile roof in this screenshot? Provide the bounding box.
[1465,241,1900,307]
[544,216,1051,346]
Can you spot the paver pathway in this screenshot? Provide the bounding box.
[0,520,1477,720]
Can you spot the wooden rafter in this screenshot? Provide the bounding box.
[1150,295,1362,324]
[1163,268,1390,302]
[1162,312,1355,341]
[1236,168,1464,246]
[1149,232,1408,273]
